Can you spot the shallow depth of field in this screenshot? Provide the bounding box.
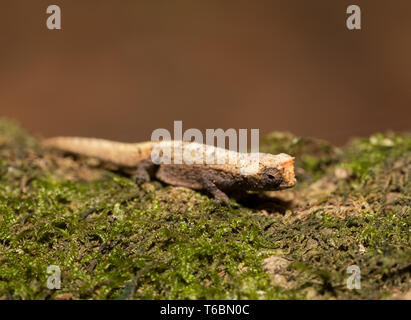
[0,118,409,300]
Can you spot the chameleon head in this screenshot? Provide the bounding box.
[253,153,296,190]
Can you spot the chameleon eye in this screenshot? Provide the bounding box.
[265,169,280,180]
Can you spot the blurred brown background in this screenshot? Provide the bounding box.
[0,0,410,145]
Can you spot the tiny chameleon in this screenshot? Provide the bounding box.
[42,137,296,204]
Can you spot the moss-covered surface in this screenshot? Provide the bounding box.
[0,118,409,300]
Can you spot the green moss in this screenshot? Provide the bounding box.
[0,118,409,300]
[260,132,339,181]
[0,118,37,150]
[0,174,295,299]
[341,132,411,184]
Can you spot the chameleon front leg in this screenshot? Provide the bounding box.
[200,177,230,205]
[134,159,157,183]
[153,165,230,205]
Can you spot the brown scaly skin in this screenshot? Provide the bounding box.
[42,137,296,204]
